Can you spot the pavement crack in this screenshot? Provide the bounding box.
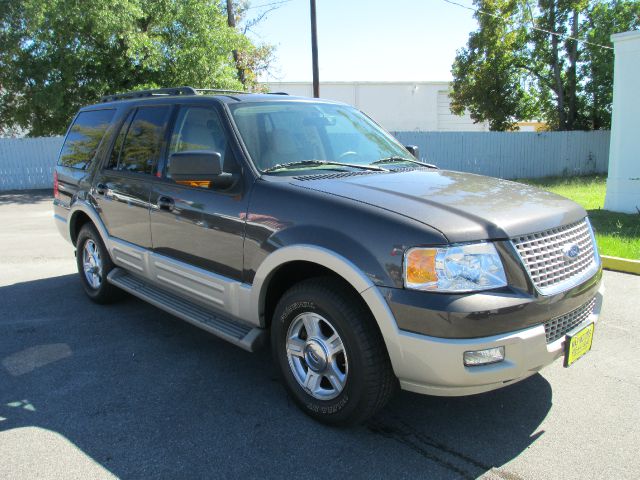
[367,416,488,479]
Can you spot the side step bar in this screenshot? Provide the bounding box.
[107,268,266,352]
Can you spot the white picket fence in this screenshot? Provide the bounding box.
[0,131,610,191]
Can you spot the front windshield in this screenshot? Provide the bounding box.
[228,101,416,173]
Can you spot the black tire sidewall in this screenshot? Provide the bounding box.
[272,286,371,425]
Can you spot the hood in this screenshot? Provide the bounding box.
[290,169,586,242]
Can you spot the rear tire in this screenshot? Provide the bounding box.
[271,277,397,425]
[76,224,122,304]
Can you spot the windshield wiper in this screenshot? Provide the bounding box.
[263,160,388,174]
[370,156,437,168]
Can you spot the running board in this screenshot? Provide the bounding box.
[107,268,265,352]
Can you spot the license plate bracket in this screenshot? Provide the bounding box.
[564,323,595,367]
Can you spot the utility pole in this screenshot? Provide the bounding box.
[310,0,319,98]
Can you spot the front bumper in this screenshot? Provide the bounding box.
[366,279,604,397]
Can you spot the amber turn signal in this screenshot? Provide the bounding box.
[405,248,438,285]
[176,180,211,188]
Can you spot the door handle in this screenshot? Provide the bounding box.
[95,183,107,195]
[157,196,175,211]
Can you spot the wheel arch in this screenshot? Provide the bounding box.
[68,200,110,247]
[69,211,92,246]
[251,245,404,375]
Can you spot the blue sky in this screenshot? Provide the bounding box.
[249,0,479,82]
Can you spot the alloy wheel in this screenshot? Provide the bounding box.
[82,239,103,289]
[286,312,349,400]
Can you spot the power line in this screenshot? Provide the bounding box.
[245,0,293,10]
[442,0,614,50]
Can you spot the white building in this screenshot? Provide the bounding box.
[264,81,489,132]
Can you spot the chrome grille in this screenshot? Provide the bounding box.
[544,297,596,343]
[512,218,598,295]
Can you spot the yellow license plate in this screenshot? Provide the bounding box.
[564,323,595,367]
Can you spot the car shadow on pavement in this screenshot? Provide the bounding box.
[0,274,551,479]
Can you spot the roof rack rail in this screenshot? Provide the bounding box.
[100,86,289,103]
[100,86,197,103]
[195,88,248,95]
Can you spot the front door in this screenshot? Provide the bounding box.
[149,104,249,310]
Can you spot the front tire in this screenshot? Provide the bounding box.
[76,224,122,304]
[271,277,397,425]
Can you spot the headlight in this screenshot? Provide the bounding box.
[404,242,507,292]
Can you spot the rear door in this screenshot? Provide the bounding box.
[93,105,172,248]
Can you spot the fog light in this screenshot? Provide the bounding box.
[463,346,505,366]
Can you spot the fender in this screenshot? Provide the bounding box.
[68,198,110,246]
[250,245,406,375]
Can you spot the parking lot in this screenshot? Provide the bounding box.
[1,191,638,480]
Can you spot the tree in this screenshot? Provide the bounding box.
[581,1,640,129]
[0,0,271,136]
[222,0,276,89]
[450,0,640,131]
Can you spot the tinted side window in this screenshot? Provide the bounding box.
[105,110,134,170]
[117,106,170,174]
[58,109,115,169]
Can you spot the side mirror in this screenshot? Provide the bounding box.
[405,145,419,159]
[168,150,222,181]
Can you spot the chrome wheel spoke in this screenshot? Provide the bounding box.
[303,370,322,393]
[326,363,347,391]
[286,337,305,358]
[326,333,344,358]
[302,314,321,338]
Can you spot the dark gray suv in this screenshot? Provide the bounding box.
[53,87,604,425]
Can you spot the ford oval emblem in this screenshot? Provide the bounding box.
[562,244,580,261]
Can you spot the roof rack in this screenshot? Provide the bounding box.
[195,89,288,96]
[195,88,248,95]
[100,86,197,103]
[100,86,289,103]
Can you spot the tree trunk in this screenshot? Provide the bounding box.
[550,2,566,129]
[226,0,246,87]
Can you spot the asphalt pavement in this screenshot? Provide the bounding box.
[0,191,638,480]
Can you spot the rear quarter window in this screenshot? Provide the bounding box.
[58,109,116,169]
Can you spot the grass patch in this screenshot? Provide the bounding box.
[517,175,640,260]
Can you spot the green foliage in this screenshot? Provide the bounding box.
[450,0,640,131]
[581,1,640,129]
[221,0,275,89]
[451,0,536,131]
[518,175,640,259]
[0,0,268,136]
